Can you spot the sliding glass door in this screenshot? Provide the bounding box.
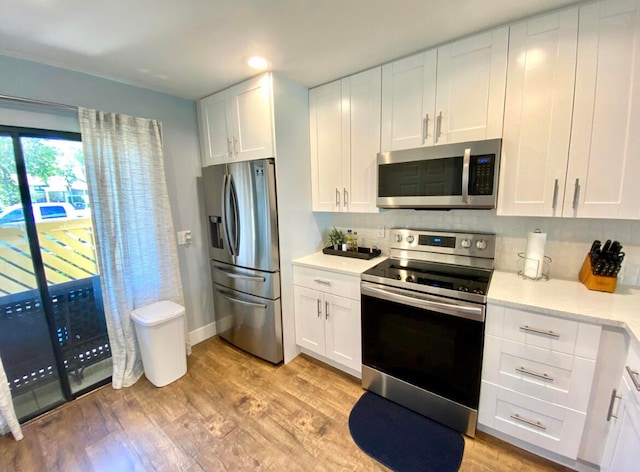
[0,126,111,421]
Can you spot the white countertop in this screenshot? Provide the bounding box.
[488,270,640,343]
[292,251,386,276]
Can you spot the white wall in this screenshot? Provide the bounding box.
[323,210,640,286]
[0,54,213,335]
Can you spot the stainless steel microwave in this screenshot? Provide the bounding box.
[377,139,501,210]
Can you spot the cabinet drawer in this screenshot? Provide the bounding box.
[486,305,601,359]
[292,266,361,300]
[479,381,586,459]
[483,335,596,411]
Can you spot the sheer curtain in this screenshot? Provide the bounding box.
[78,108,189,389]
[0,355,23,440]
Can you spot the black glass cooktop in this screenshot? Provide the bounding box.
[362,258,492,295]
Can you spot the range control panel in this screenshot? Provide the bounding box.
[390,228,496,259]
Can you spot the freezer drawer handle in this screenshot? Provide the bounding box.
[626,366,640,392]
[215,289,267,309]
[519,325,560,338]
[516,366,554,382]
[216,267,266,282]
[510,413,546,430]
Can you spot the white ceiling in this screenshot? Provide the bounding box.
[0,0,579,100]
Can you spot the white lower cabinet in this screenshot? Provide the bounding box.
[293,266,361,375]
[601,341,640,471]
[479,304,601,460]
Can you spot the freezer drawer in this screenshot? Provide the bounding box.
[213,283,283,364]
[212,261,280,299]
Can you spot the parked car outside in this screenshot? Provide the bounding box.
[0,202,86,226]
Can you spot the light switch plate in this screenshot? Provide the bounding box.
[377,226,385,238]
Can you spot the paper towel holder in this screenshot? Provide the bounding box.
[517,252,552,281]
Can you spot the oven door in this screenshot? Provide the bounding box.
[361,281,485,411]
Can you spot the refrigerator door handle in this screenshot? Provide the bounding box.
[222,173,235,257]
[229,173,240,256]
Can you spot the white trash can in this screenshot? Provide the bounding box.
[131,300,187,387]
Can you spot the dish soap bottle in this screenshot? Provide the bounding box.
[346,229,354,251]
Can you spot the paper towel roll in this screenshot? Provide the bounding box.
[524,229,547,279]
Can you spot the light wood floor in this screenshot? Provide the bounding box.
[1,337,573,471]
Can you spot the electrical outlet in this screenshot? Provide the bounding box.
[377,226,385,238]
[177,230,192,245]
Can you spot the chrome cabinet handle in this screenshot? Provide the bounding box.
[227,138,233,156]
[313,278,331,286]
[626,366,640,391]
[461,147,471,203]
[435,111,443,143]
[552,178,559,210]
[519,325,560,338]
[325,301,330,320]
[607,388,622,421]
[572,178,580,210]
[516,366,554,382]
[423,113,430,142]
[510,413,546,430]
[233,137,239,156]
[335,188,340,208]
[317,299,322,317]
[343,188,348,207]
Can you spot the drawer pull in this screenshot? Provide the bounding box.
[510,413,547,430]
[313,278,331,286]
[607,388,622,421]
[516,366,554,382]
[317,299,322,317]
[626,366,640,392]
[519,325,560,338]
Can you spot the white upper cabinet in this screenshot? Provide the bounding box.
[498,8,579,217]
[434,27,508,145]
[198,73,274,166]
[381,27,508,152]
[564,0,640,219]
[381,50,437,151]
[309,67,381,213]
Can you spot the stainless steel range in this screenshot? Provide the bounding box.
[360,228,495,437]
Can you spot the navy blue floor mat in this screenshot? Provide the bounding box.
[349,392,465,472]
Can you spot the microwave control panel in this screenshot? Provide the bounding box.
[469,155,495,195]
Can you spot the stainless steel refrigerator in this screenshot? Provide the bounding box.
[202,158,283,364]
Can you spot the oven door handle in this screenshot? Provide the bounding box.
[361,282,484,322]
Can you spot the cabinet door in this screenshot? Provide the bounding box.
[324,293,361,374]
[498,9,579,217]
[199,91,232,166]
[341,67,381,213]
[435,27,508,145]
[381,50,437,151]
[229,74,274,161]
[293,285,325,355]
[601,374,640,471]
[309,80,343,211]
[565,0,640,219]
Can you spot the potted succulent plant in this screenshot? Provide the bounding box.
[328,227,346,250]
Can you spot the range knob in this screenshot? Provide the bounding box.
[406,275,415,283]
[394,274,402,280]
[473,288,484,295]
[394,234,403,243]
[461,239,472,248]
[406,235,415,244]
[476,240,487,250]
[458,286,470,292]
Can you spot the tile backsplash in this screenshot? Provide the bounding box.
[314,209,640,287]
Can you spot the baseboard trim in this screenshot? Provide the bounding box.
[189,322,217,346]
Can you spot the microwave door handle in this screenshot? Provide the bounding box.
[462,147,471,204]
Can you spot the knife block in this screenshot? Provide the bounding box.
[579,254,617,293]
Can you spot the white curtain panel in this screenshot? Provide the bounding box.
[78,108,189,389]
[0,355,23,440]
